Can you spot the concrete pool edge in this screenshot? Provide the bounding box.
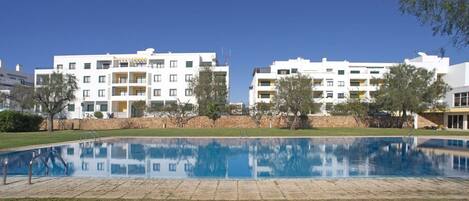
[1,135,469,153]
[1,176,468,200]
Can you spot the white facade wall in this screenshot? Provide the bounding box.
[35,48,229,119]
[249,52,450,114]
[443,62,469,130]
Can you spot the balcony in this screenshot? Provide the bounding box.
[129,78,146,84]
[112,78,128,84]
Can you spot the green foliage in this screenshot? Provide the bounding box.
[131,101,147,117]
[0,111,43,132]
[8,84,35,112]
[331,100,369,117]
[94,111,103,119]
[399,0,469,47]
[375,64,450,127]
[250,102,274,128]
[191,67,228,116]
[206,102,222,125]
[34,72,78,132]
[163,100,196,128]
[273,74,315,130]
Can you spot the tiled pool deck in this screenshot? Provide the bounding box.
[0,177,469,200]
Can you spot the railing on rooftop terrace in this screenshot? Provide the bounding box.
[252,67,271,75]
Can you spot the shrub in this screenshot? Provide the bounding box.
[0,111,44,132]
[94,111,103,119]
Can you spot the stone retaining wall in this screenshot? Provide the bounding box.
[42,115,369,130]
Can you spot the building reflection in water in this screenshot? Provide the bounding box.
[1,137,468,179]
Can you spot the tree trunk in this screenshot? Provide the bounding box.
[290,115,298,130]
[47,114,54,132]
[401,110,407,128]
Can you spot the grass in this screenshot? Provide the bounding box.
[0,127,468,150]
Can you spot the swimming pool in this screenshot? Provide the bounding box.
[1,137,468,179]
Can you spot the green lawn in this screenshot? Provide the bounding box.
[0,128,468,150]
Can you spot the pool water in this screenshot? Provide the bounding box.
[1,137,468,179]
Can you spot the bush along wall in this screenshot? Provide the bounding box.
[0,111,44,132]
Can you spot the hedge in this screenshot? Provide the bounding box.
[0,111,44,132]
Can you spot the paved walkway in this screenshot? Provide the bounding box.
[1,177,469,200]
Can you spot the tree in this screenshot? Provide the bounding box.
[250,102,274,128]
[375,64,450,128]
[191,67,228,116]
[7,84,35,112]
[330,98,370,126]
[164,99,196,128]
[131,100,147,117]
[272,74,315,130]
[206,102,221,127]
[399,0,469,47]
[34,72,78,132]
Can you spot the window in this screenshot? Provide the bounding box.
[169,74,177,82]
[291,68,298,73]
[100,104,108,112]
[169,163,177,172]
[326,103,333,111]
[69,62,76,70]
[186,61,193,68]
[82,162,89,171]
[152,163,160,171]
[169,89,177,96]
[154,74,161,82]
[97,61,111,69]
[338,81,345,87]
[277,69,290,75]
[98,89,105,97]
[185,74,193,82]
[153,89,161,96]
[350,70,360,74]
[97,162,104,171]
[185,89,193,96]
[350,91,359,99]
[98,76,106,83]
[57,64,63,70]
[184,163,192,172]
[338,70,344,75]
[370,70,379,74]
[259,81,271,86]
[67,148,74,155]
[326,68,333,72]
[155,60,164,68]
[68,104,75,112]
[83,90,90,98]
[326,79,333,87]
[326,91,333,98]
[454,92,469,107]
[170,60,177,68]
[259,93,270,99]
[84,63,91,69]
[83,76,90,83]
[447,115,464,129]
[85,104,94,112]
[350,81,360,86]
[338,93,345,99]
[120,62,128,67]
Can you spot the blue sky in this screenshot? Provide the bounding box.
[0,0,467,103]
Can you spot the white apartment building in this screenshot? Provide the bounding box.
[0,59,34,111]
[443,62,469,130]
[34,48,229,119]
[249,52,450,114]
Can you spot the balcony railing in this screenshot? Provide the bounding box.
[129,79,146,84]
[112,79,128,84]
